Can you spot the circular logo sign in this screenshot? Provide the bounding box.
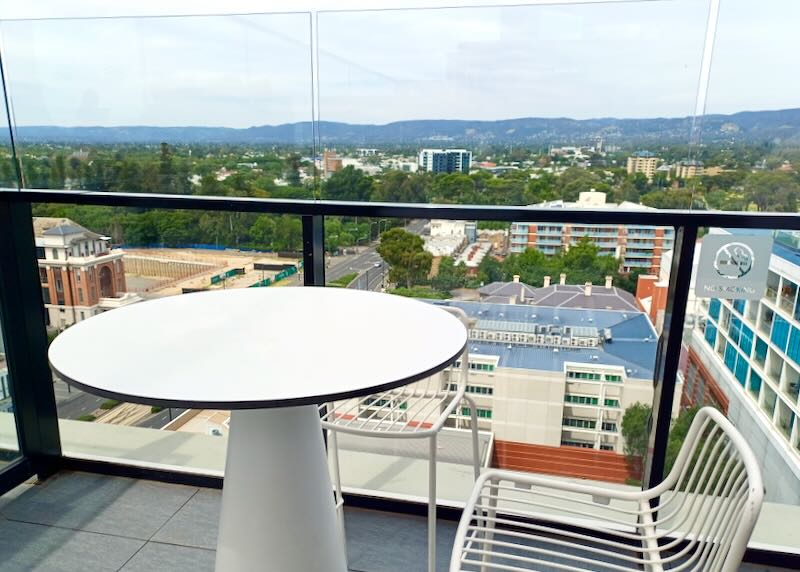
[714,242,754,279]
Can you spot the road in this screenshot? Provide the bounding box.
[54,379,184,428]
[54,380,108,419]
[137,407,187,428]
[327,219,427,291]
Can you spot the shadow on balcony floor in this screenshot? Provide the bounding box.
[0,471,788,571]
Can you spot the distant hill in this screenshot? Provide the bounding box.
[14,108,800,146]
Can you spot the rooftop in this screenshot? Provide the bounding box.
[33,217,103,240]
[433,300,658,378]
[479,281,641,312]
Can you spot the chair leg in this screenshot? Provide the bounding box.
[480,477,499,572]
[464,395,481,480]
[328,429,347,562]
[428,434,437,572]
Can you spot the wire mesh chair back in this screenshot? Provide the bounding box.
[449,407,763,572]
[320,304,471,435]
[643,406,764,571]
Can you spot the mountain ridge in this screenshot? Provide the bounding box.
[12,107,800,146]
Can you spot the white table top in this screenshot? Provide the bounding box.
[48,287,467,409]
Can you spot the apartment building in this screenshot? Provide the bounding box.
[417,148,472,174]
[34,218,140,328]
[626,151,660,181]
[675,159,704,179]
[509,191,675,274]
[322,150,343,177]
[690,229,800,503]
[334,299,670,462]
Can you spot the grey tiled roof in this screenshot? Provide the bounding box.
[429,299,657,380]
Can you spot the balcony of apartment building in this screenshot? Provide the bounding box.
[0,2,799,571]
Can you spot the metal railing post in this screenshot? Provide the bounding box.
[302,215,325,287]
[643,224,698,489]
[0,201,62,478]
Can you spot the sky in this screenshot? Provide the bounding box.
[0,0,797,128]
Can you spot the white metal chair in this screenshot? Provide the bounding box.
[450,406,764,572]
[320,305,481,572]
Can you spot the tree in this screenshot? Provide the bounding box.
[744,172,800,212]
[555,167,605,201]
[372,171,427,203]
[477,256,504,285]
[324,165,373,201]
[376,228,432,288]
[640,190,693,209]
[615,268,647,294]
[559,238,620,285]
[621,402,651,461]
[250,215,276,249]
[158,142,174,193]
[431,256,468,293]
[665,406,700,474]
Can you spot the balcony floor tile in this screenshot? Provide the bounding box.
[0,471,789,572]
[151,488,220,550]
[0,471,197,540]
[118,542,215,572]
[0,519,144,572]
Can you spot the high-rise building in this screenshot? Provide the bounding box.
[689,229,800,503]
[509,191,675,274]
[417,148,472,174]
[322,150,342,177]
[675,159,704,179]
[34,218,140,328]
[626,151,660,181]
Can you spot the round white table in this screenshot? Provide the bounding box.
[48,287,467,571]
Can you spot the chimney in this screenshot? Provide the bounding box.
[605,275,613,289]
[559,273,566,285]
[512,274,520,283]
[543,275,551,288]
[520,286,525,303]
[584,282,592,296]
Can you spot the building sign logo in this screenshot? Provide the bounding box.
[713,242,754,279]
[696,234,772,300]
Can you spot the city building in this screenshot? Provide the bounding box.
[675,159,704,179]
[34,218,141,328]
[634,244,702,333]
[330,298,671,482]
[455,241,491,274]
[417,148,471,174]
[509,190,675,274]
[626,151,660,181]
[356,148,378,157]
[322,150,343,177]
[479,275,640,311]
[690,228,800,504]
[424,219,475,257]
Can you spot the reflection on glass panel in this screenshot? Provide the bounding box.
[317,1,707,203]
[699,0,800,214]
[0,310,21,466]
[35,204,302,472]
[1,14,314,196]
[689,227,800,553]
[0,76,17,189]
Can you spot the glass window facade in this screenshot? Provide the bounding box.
[709,298,721,321]
[771,315,791,353]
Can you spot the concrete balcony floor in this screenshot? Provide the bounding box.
[0,471,788,572]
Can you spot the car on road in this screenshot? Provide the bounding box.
[373,262,381,267]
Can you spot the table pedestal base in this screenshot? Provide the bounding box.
[215,405,347,571]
